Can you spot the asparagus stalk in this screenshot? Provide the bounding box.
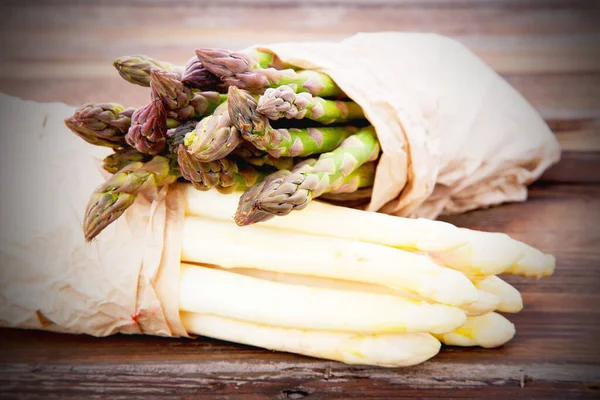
[113,55,182,87]
[65,103,134,149]
[125,96,168,155]
[179,263,467,334]
[235,126,380,225]
[181,102,242,162]
[472,276,523,313]
[434,312,516,348]
[196,48,344,96]
[183,187,556,278]
[181,312,441,367]
[228,86,357,158]
[182,217,480,306]
[224,267,500,317]
[150,69,226,120]
[257,85,364,124]
[84,156,178,241]
[294,159,375,194]
[177,146,265,193]
[102,148,148,174]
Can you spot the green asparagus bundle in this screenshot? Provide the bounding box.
[70,46,380,237]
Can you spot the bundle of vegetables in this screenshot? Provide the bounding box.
[63,48,555,367]
[67,50,376,241]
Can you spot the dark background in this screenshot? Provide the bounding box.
[0,0,599,398]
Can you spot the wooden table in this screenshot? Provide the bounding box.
[1,1,599,398]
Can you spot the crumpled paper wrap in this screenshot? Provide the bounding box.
[0,32,560,337]
[260,32,561,217]
[0,94,187,337]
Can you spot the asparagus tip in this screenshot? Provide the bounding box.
[227,86,266,135]
[234,170,296,226]
[83,192,136,242]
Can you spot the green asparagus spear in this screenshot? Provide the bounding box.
[83,156,179,241]
[228,87,356,158]
[181,102,242,162]
[177,145,266,194]
[293,159,376,194]
[150,69,226,120]
[196,48,343,96]
[125,97,168,155]
[257,85,364,124]
[113,55,182,87]
[235,126,380,226]
[311,161,375,204]
[102,149,149,174]
[65,103,134,149]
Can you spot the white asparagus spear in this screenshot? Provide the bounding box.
[472,275,523,313]
[181,217,479,306]
[181,312,442,367]
[225,267,499,316]
[505,241,556,278]
[434,312,516,348]
[182,186,555,277]
[179,263,467,334]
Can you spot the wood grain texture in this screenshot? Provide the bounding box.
[0,1,599,398]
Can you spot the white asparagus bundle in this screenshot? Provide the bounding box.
[183,187,556,277]
[179,264,466,335]
[223,267,500,316]
[166,186,555,366]
[181,217,479,306]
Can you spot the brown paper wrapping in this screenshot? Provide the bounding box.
[0,94,187,337]
[0,32,560,337]
[260,32,561,218]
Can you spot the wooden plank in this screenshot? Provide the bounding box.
[0,328,599,399]
[10,0,599,6]
[539,151,600,182]
[0,4,598,74]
